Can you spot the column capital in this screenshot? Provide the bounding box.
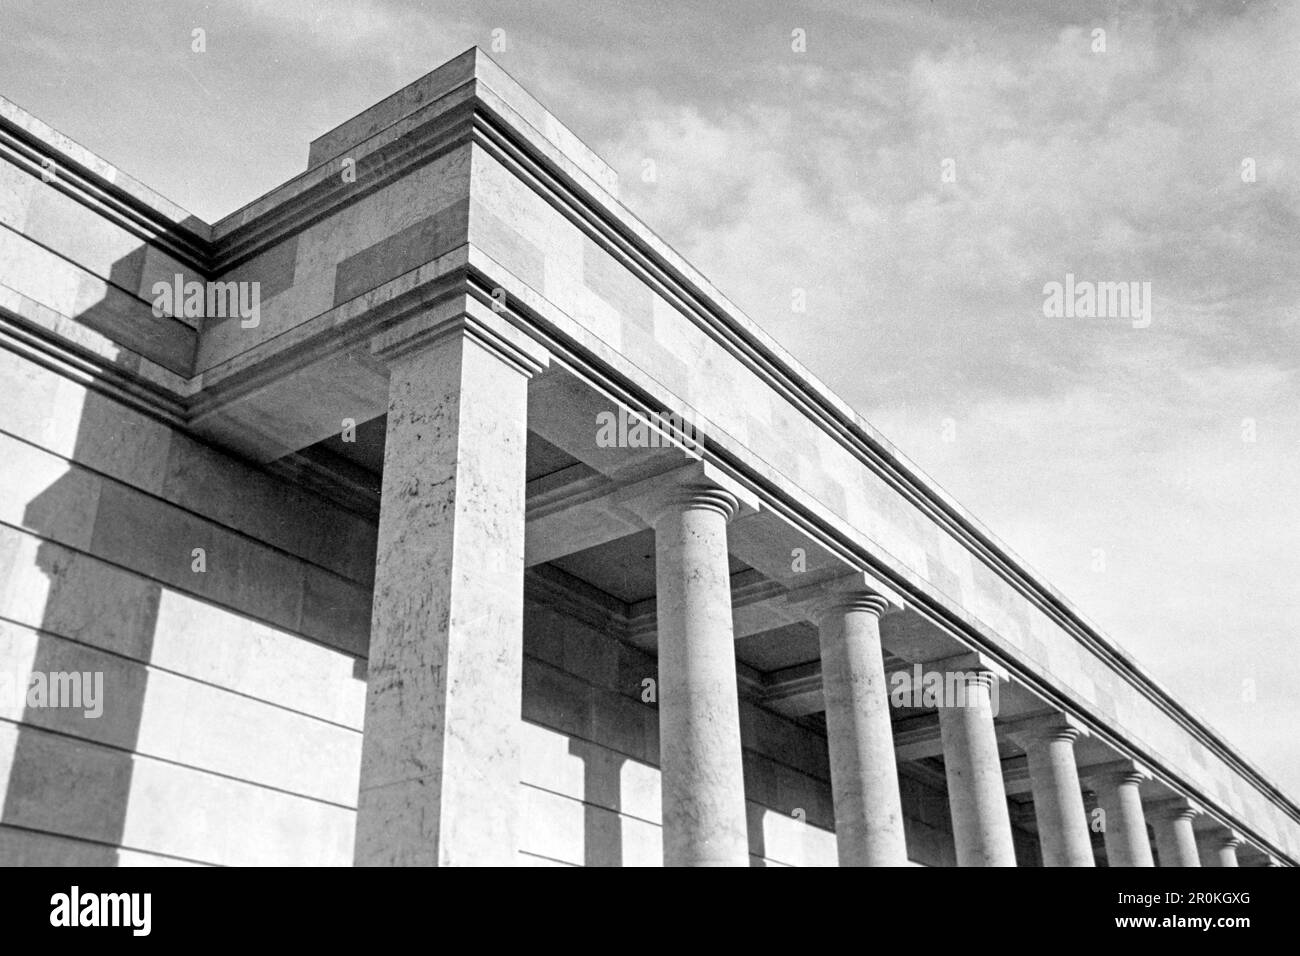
[1080,757,1153,788]
[369,295,551,377]
[1146,795,1203,823]
[1003,712,1090,750]
[931,650,1010,685]
[783,569,906,622]
[1211,828,1244,850]
[615,460,760,527]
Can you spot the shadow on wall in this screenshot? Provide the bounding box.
[567,737,626,867]
[4,218,213,864]
[4,388,164,864]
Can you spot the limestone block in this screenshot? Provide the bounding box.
[0,160,35,230]
[518,785,585,865]
[522,607,565,669]
[590,687,653,763]
[163,432,378,584]
[0,825,202,866]
[0,723,351,864]
[560,622,619,690]
[333,199,468,306]
[300,564,372,657]
[89,481,305,633]
[0,433,102,549]
[0,526,158,658]
[151,588,366,728]
[522,661,594,740]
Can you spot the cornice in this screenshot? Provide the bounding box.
[0,308,188,426]
[212,96,478,271]
[0,111,211,272]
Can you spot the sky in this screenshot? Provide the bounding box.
[3,0,1297,798]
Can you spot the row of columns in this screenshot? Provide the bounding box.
[351,312,1268,866]
[640,482,1251,867]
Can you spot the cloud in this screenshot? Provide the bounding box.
[594,1,1300,793]
[228,0,460,61]
[602,1,1298,397]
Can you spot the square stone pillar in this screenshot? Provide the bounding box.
[353,305,549,866]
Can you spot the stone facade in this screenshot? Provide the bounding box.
[0,48,1293,866]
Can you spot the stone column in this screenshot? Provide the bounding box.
[640,467,754,866]
[1202,830,1241,867]
[936,657,1017,866]
[1009,715,1094,867]
[354,306,549,866]
[813,580,908,866]
[1150,798,1202,867]
[1085,761,1155,867]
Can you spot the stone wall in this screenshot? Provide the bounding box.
[0,348,372,864]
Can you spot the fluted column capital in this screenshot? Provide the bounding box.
[1150,796,1203,866]
[658,484,743,522]
[1080,757,1153,790]
[1004,712,1090,750]
[1212,829,1244,850]
[784,569,906,623]
[1147,796,1202,824]
[1196,824,1244,867]
[930,651,1010,696]
[615,460,759,528]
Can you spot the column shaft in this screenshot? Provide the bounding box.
[1094,771,1155,867]
[1153,810,1202,867]
[1024,730,1095,867]
[938,673,1017,866]
[818,595,907,866]
[654,489,749,866]
[354,332,532,866]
